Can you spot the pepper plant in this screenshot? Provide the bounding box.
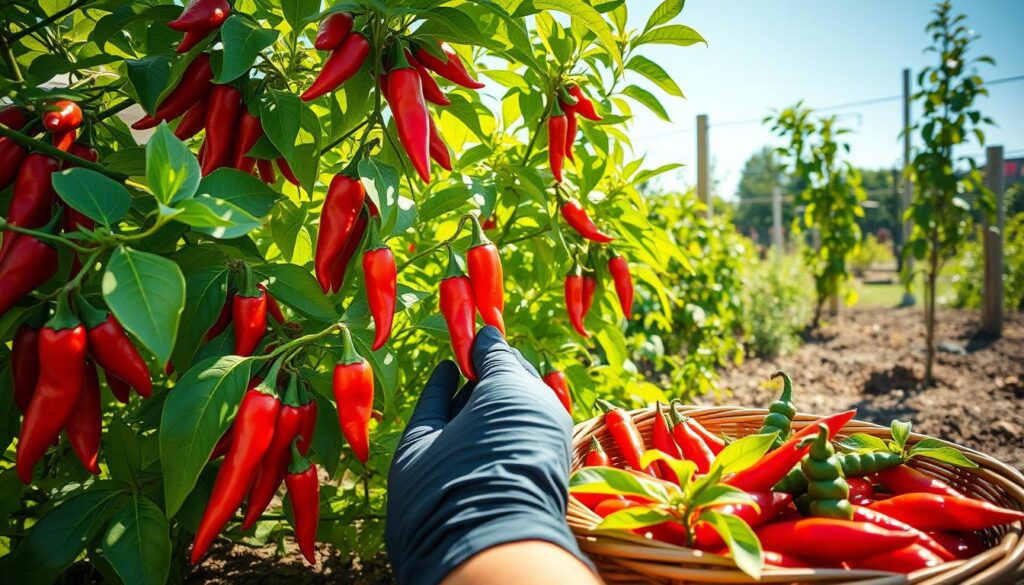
[0,0,709,581]
[767,103,866,328]
[905,0,995,385]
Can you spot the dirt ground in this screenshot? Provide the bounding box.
[708,306,1024,470]
[187,306,1022,583]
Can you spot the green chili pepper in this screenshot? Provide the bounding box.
[799,424,853,520]
[774,449,904,494]
[757,370,796,449]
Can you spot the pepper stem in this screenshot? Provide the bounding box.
[469,214,490,248]
[550,97,564,117]
[590,437,604,453]
[559,85,579,106]
[282,372,301,407]
[287,438,313,474]
[390,39,413,72]
[338,326,363,365]
[595,398,618,414]
[771,370,794,403]
[668,399,686,427]
[443,245,465,279]
[256,356,286,396]
[73,291,109,330]
[47,290,81,331]
[238,263,259,298]
[365,218,386,251]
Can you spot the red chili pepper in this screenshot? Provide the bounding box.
[168,0,230,32]
[301,32,370,101]
[693,492,792,549]
[230,109,263,169]
[65,359,102,475]
[205,291,234,341]
[384,49,431,183]
[427,116,453,171]
[481,215,497,230]
[333,328,374,464]
[406,49,451,107]
[314,12,354,50]
[242,375,305,530]
[174,101,208,140]
[560,197,613,243]
[466,215,505,334]
[852,543,945,573]
[724,409,856,493]
[413,42,484,89]
[547,102,567,183]
[567,85,602,121]
[0,218,59,320]
[542,369,572,414]
[232,265,267,357]
[296,383,318,455]
[208,428,232,461]
[316,173,365,293]
[580,269,597,319]
[256,159,276,184]
[76,293,153,398]
[682,415,725,455]
[16,294,88,484]
[12,322,41,413]
[852,505,955,561]
[668,405,714,473]
[132,54,213,129]
[847,477,876,505]
[756,518,917,561]
[564,261,590,338]
[277,157,300,186]
[0,154,59,266]
[330,209,368,289]
[597,399,656,475]
[191,383,281,564]
[0,121,28,190]
[564,108,577,162]
[360,222,397,351]
[284,440,320,564]
[585,437,611,467]
[257,284,285,324]
[200,84,242,175]
[42,100,82,151]
[872,464,966,499]
[651,403,681,481]
[868,493,1024,531]
[607,254,634,319]
[106,372,132,404]
[440,248,478,381]
[592,499,686,545]
[176,29,211,54]
[925,530,987,560]
[65,141,99,167]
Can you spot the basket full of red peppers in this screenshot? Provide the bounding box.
[567,371,1024,583]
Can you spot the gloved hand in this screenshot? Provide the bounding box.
[385,326,592,585]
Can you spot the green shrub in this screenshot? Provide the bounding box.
[951,212,1024,311]
[741,253,815,357]
[850,234,895,276]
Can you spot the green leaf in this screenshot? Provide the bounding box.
[101,494,171,585]
[102,246,186,365]
[639,449,697,487]
[258,90,302,161]
[534,0,621,67]
[171,265,229,372]
[711,432,777,474]
[160,355,253,516]
[622,85,670,121]
[146,123,200,205]
[214,15,279,84]
[126,55,173,114]
[256,263,338,323]
[909,439,978,468]
[174,195,262,239]
[598,506,673,530]
[106,417,142,487]
[690,484,755,510]
[635,24,706,47]
[891,420,912,450]
[195,168,281,219]
[697,509,763,580]
[281,0,320,32]
[570,467,675,502]
[0,362,20,456]
[358,158,402,236]
[52,168,132,225]
[285,104,322,191]
[11,486,126,584]
[644,0,685,32]
[625,55,683,97]
[838,433,890,453]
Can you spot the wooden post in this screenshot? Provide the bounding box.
[697,114,710,219]
[900,68,916,307]
[982,145,1004,336]
[772,186,783,257]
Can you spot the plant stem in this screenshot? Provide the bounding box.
[319,120,369,156]
[11,0,100,42]
[94,99,134,122]
[0,125,127,181]
[396,214,472,273]
[0,219,93,252]
[0,34,24,84]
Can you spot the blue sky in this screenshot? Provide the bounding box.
[625,0,1024,199]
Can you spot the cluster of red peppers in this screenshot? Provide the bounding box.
[548,83,602,183]
[562,247,634,339]
[193,362,320,565]
[13,292,153,483]
[168,0,230,54]
[203,263,286,356]
[577,372,1024,573]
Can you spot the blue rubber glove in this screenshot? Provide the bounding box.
[385,326,593,584]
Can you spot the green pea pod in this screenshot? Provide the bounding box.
[758,370,796,448]
[799,424,853,520]
[774,447,904,494]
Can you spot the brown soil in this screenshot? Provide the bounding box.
[186,540,395,584]
[704,307,1024,470]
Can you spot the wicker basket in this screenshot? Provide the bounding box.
[568,405,1024,584]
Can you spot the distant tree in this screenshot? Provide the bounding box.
[857,168,901,243]
[732,146,802,240]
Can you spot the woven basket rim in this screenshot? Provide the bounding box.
[567,404,1024,584]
